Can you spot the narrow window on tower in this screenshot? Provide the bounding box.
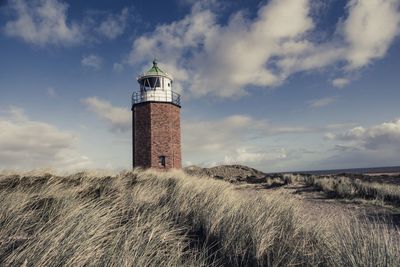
[159,156,166,167]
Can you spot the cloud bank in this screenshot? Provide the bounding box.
[319,118,400,169]
[329,119,400,150]
[82,98,400,170]
[0,107,90,170]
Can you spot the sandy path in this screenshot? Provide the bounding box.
[235,182,400,226]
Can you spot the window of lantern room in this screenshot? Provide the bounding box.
[146,77,160,89]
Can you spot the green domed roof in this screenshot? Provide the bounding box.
[142,60,172,79]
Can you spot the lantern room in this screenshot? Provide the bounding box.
[133,60,180,107]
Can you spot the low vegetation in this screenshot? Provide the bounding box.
[283,174,400,206]
[0,169,399,266]
[188,165,400,207]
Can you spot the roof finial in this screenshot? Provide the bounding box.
[153,58,158,67]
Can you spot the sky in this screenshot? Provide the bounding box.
[0,0,400,173]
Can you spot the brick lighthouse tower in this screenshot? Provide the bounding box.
[131,60,182,169]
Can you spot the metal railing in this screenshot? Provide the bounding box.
[132,90,181,107]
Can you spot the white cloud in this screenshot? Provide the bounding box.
[328,118,400,150]
[340,126,366,140]
[332,78,350,88]
[113,63,124,72]
[129,0,313,97]
[4,0,83,46]
[319,118,400,169]
[343,0,400,70]
[81,54,103,70]
[324,132,336,140]
[82,97,130,132]
[96,7,129,39]
[3,1,133,46]
[0,107,90,170]
[224,147,287,165]
[326,122,358,130]
[128,0,400,98]
[308,97,337,108]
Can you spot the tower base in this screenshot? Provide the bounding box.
[132,102,181,170]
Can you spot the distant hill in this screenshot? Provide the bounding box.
[184,164,268,183]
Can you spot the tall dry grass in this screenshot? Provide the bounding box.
[0,171,210,266]
[0,169,399,266]
[301,175,400,206]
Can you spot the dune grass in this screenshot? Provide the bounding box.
[0,169,399,266]
[297,175,400,206]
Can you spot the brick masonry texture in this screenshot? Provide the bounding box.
[132,102,181,169]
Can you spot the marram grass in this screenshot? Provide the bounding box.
[0,169,399,266]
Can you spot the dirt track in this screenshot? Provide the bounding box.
[236,181,400,227]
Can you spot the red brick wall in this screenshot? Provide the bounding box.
[132,104,151,167]
[132,102,181,169]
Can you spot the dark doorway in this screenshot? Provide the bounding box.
[159,156,166,167]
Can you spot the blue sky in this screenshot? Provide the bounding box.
[0,0,400,172]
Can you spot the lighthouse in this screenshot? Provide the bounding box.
[131,60,182,169]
